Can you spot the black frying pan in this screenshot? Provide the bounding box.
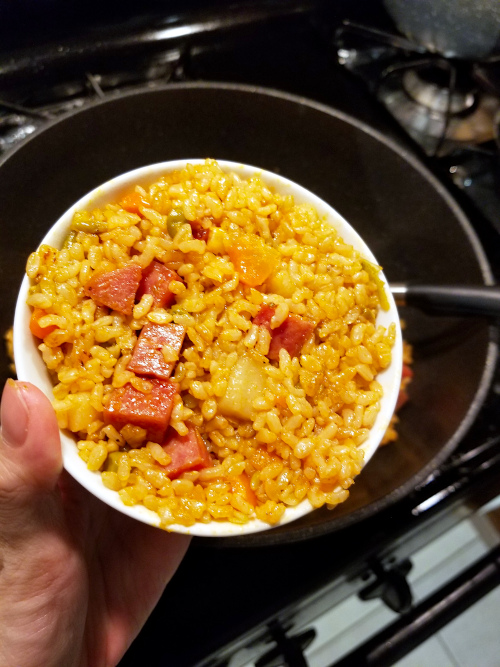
[0,83,496,546]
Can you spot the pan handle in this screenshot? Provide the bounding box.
[390,284,500,318]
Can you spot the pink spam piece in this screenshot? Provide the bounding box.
[103,379,179,444]
[84,263,142,315]
[136,260,180,308]
[127,322,186,380]
[396,363,414,410]
[253,305,315,360]
[160,425,212,479]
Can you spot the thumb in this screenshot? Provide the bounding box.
[0,380,62,506]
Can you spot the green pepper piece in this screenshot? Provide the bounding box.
[167,208,187,238]
[170,305,187,315]
[70,219,108,233]
[361,258,390,311]
[62,230,77,248]
[105,451,122,473]
[70,210,108,233]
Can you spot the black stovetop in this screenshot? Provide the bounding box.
[1,3,500,666]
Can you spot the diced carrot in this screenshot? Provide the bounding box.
[275,396,287,408]
[251,446,282,470]
[227,235,279,287]
[161,425,212,479]
[127,322,185,380]
[120,191,150,215]
[231,472,258,507]
[84,263,142,315]
[29,308,58,339]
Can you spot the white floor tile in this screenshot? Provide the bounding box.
[394,635,459,667]
[438,586,500,667]
[237,519,497,667]
[305,603,395,667]
[410,539,489,603]
[307,593,392,646]
[305,519,493,667]
[471,511,500,549]
[477,494,500,516]
[408,520,483,583]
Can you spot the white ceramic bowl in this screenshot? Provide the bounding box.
[14,159,402,537]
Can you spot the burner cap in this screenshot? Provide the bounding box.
[403,67,476,115]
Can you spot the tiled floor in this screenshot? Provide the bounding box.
[237,507,500,667]
[303,513,500,667]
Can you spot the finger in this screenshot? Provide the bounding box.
[0,381,86,667]
[0,379,62,506]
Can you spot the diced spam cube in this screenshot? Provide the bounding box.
[84,263,142,315]
[189,219,210,242]
[253,305,275,328]
[253,306,315,360]
[396,390,409,411]
[268,314,315,360]
[103,379,178,444]
[127,322,185,380]
[402,363,414,379]
[136,261,180,308]
[161,425,212,479]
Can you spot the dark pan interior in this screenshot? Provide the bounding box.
[0,83,494,545]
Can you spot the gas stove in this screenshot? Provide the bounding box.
[334,19,500,238]
[1,3,500,666]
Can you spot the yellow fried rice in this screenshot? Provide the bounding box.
[25,159,395,529]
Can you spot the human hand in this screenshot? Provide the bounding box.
[0,380,190,667]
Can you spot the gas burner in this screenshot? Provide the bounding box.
[335,21,500,156]
[377,63,498,154]
[402,66,476,115]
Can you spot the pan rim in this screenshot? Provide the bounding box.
[1,80,497,544]
[0,81,494,283]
